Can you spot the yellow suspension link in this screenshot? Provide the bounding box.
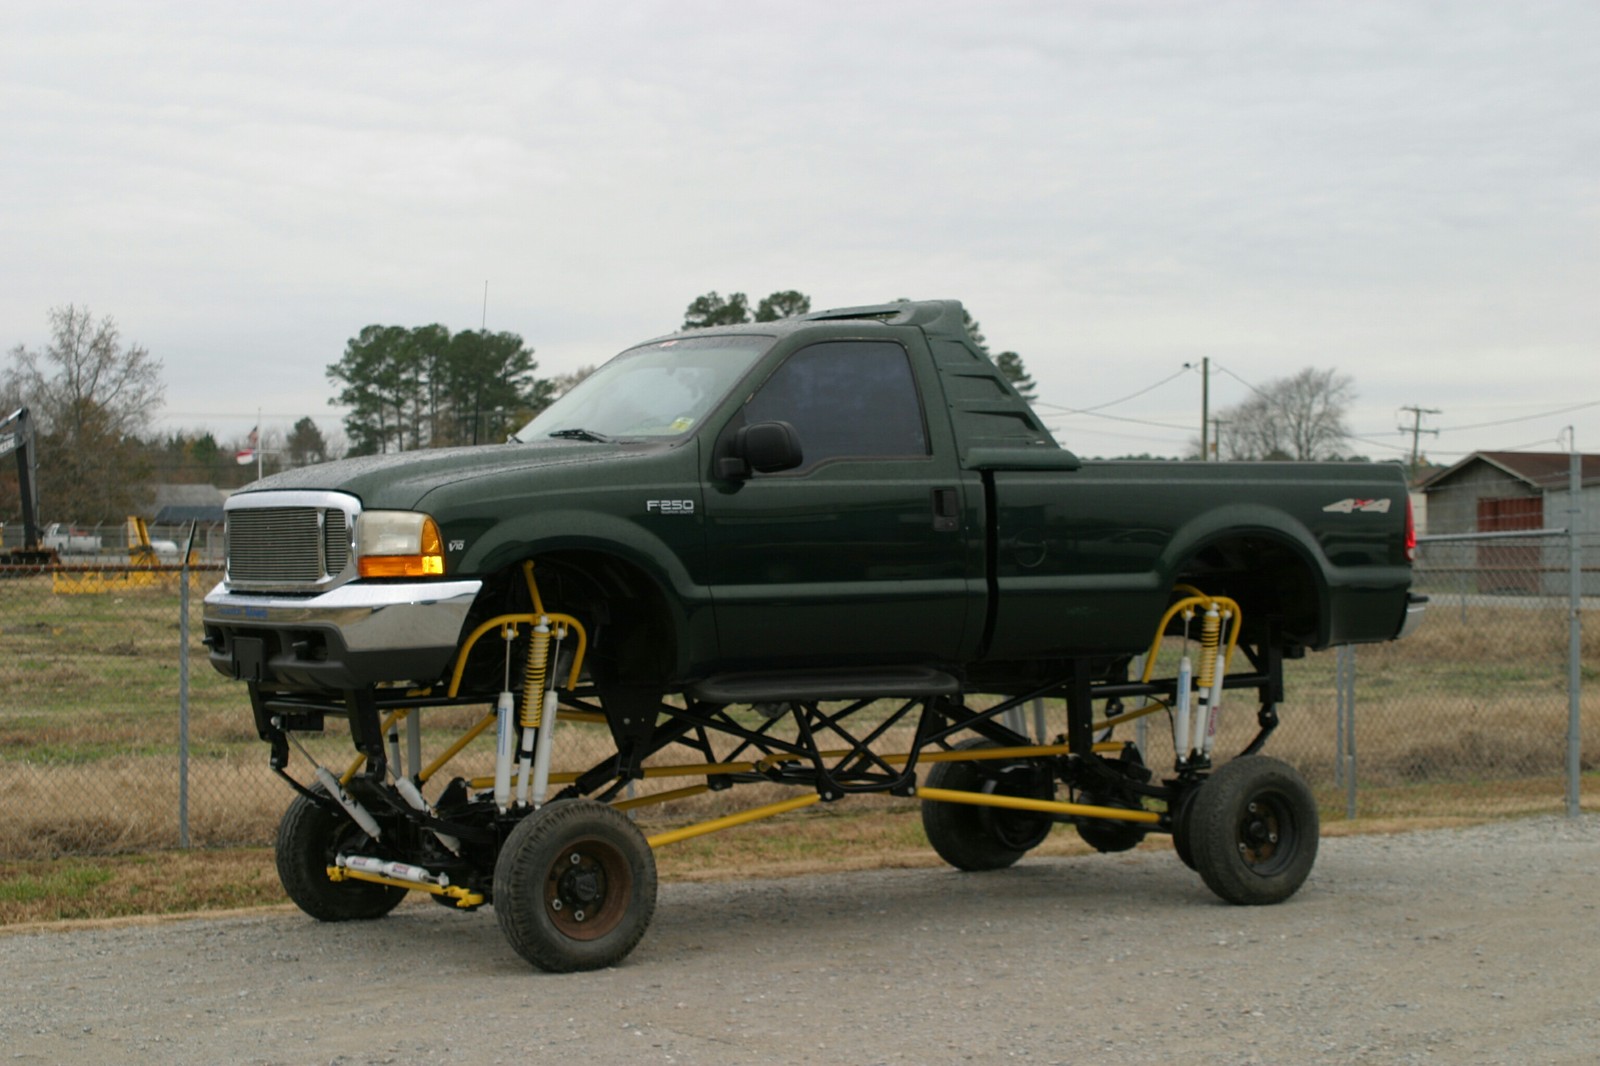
[327,866,485,908]
[1140,592,1243,684]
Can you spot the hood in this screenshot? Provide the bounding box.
[234,440,658,509]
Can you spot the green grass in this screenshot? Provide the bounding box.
[0,863,115,906]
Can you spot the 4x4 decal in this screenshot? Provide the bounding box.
[1323,498,1392,514]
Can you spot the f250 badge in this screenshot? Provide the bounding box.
[1323,498,1392,514]
[647,499,695,515]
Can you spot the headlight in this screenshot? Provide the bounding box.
[356,511,445,578]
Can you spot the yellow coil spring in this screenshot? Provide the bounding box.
[1195,606,1221,691]
[520,621,551,729]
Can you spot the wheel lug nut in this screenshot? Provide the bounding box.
[574,910,586,922]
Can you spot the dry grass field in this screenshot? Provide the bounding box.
[3,574,1595,870]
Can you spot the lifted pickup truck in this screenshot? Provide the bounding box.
[204,299,1422,971]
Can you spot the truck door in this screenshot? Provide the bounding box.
[701,338,975,670]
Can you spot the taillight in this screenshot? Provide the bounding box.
[1405,496,1417,562]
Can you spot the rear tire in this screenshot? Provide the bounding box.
[921,738,1054,871]
[1074,793,1149,854]
[1188,756,1319,905]
[276,790,406,922]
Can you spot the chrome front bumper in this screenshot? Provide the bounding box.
[202,578,483,690]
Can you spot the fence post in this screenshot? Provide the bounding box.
[1337,644,1357,819]
[1334,646,1346,788]
[178,524,193,848]
[1567,448,1583,818]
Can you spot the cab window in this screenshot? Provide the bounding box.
[743,341,928,468]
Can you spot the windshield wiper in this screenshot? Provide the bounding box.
[548,428,614,443]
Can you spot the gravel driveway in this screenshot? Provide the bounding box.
[4,816,1597,1065]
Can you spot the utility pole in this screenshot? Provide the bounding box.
[1201,357,1210,461]
[1398,405,1440,479]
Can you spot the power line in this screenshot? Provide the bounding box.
[1210,362,1267,398]
[1345,433,1413,456]
[1438,399,1600,433]
[1032,365,1196,417]
[1044,407,1197,432]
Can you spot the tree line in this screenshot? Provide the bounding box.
[3,295,1363,527]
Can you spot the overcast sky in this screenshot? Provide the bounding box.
[3,0,1595,462]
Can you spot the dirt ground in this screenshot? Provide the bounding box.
[3,815,1598,1065]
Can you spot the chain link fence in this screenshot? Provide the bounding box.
[3,514,1593,861]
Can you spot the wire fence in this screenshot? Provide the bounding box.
[1,526,1593,861]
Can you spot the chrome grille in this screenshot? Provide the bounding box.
[225,498,356,589]
[323,510,349,574]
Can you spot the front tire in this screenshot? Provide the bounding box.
[276,790,406,922]
[493,800,658,972]
[921,738,1054,871]
[1188,756,1319,905]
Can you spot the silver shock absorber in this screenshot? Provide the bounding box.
[494,623,519,813]
[515,617,552,807]
[1189,604,1222,762]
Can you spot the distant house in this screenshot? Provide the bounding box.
[1419,451,1600,595]
[144,484,229,526]
[1421,452,1600,534]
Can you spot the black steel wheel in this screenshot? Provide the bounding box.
[493,800,657,972]
[1188,756,1319,905]
[1074,793,1149,854]
[276,789,406,922]
[921,738,1054,871]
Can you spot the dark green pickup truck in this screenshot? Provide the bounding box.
[204,299,1422,972]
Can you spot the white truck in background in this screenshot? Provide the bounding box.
[42,523,102,554]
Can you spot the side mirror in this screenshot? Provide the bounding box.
[718,420,803,480]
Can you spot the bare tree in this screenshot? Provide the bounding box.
[1217,367,1354,461]
[11,306,164,437]
[6,306,164,521]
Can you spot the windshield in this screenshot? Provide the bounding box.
[515,334,774,443]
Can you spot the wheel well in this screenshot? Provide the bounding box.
[1173,534,1324,649]
[456,550,679,696]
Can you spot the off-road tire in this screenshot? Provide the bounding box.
[276,789,406,922]
[493,800,658,972]
[1188,755,1319,905]
[921,738,1054,872]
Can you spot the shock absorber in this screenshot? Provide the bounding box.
[1189,603,1222,763]
[515,617,552,807]
[494,624,518,813]
[529,625,565,808]
[1200,608,1232,758]
[1172,609,1195,760]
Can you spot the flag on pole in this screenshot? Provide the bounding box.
[236,425,259,465]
